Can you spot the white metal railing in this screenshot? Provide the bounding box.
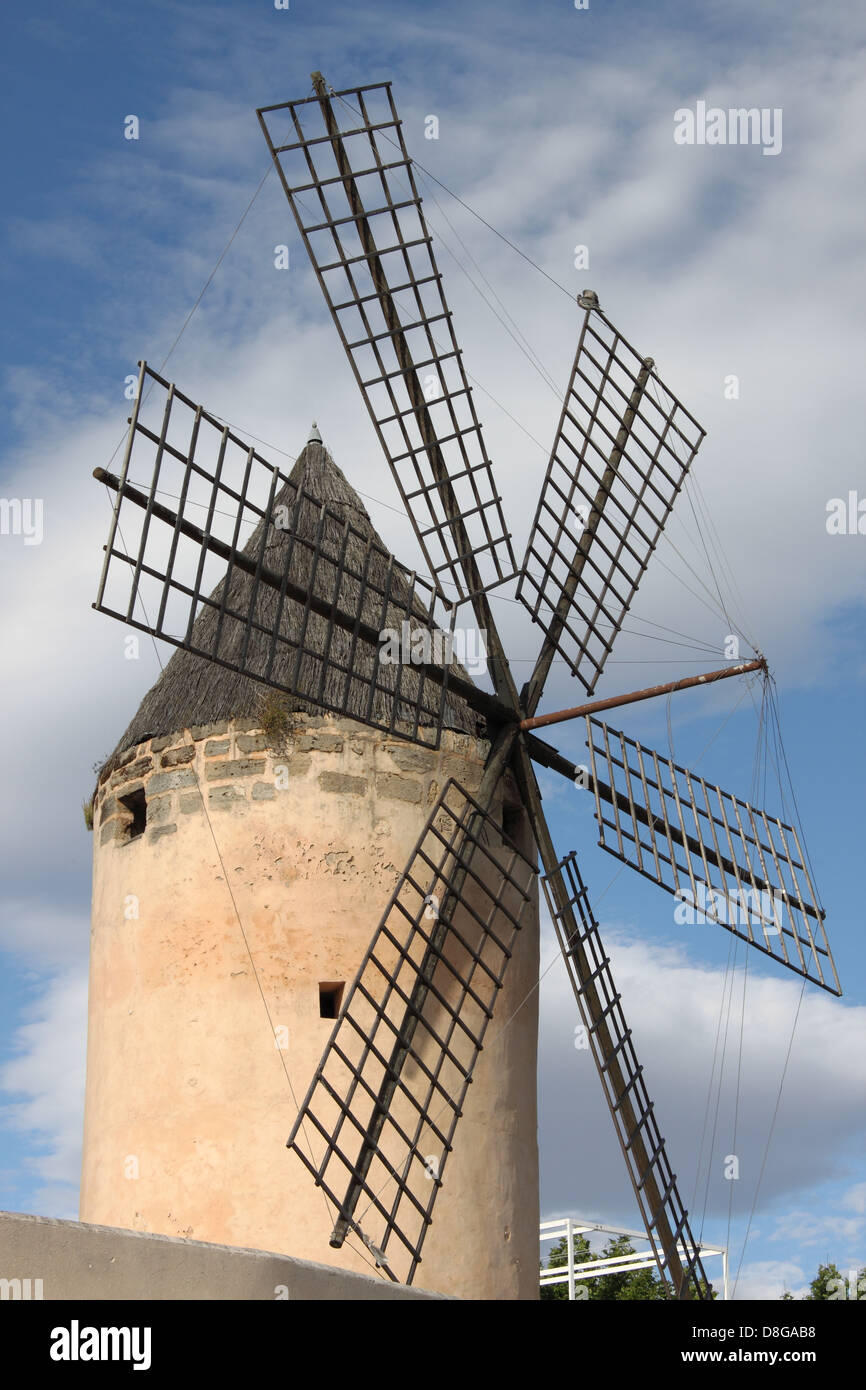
[540,1216,728,1301]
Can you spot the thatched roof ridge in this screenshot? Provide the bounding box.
[100,439,480,775]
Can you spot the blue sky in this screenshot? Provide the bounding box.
[1,0,864,1299]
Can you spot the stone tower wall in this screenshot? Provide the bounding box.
[80,716,539,1299]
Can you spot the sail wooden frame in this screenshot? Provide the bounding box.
[286,779,537,1284]
[94,363,470,749]
[257,80,517,606]
[517,304,705,695]
[585,716,841,994]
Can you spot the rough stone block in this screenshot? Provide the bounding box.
[149,823,178,842]
[110,756,153,789]
[180,790,204,814]
[147,794,173,825]
[99,794,118,822]
[236,733,270,754]
[233,718,262,733]
[100,820,124,846]
[205,759,260,781]
[150,735,175,754]
[189,721,229,742]
[319,772,368,796]
[160,745,195,767]
[252,782,276,801]
[149,768,198,794]
[116,747,136,769]
[376,773,423,804]
[295,733,344,754]
[204,739,231,757]
[387,746,431,773]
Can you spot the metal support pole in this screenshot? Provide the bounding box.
[519,659,767,732]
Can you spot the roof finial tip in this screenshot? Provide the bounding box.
[307,421,323,444]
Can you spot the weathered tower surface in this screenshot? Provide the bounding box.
[80,437,539,1300]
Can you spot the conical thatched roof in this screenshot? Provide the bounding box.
[103,438,481,771]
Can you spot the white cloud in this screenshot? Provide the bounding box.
[0,966,88,1218]
[734,1259,808,1301]
[538,920,866,1257]
[843,1183,866,1215]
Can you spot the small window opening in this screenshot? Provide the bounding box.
[119,788,147,843]
[319,982,344,1019]
[502,805,525,847]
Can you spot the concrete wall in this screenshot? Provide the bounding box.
[81,715,540,1300]
[0,1211,447,1300]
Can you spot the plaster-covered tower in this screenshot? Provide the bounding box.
[80,432,540,1300]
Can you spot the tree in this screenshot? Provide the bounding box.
[780,1261,866,1300]
[541,1231,715,1301]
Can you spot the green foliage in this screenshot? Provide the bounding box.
[807,1262,844,1301]
[541,1231,716,1301]
[82,796,95,831]
[781,1261,866,1300]
[259,691,292,751]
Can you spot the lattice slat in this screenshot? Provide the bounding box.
[542,853,712,1299]
[93,363,471,749]
[257,80,517,605]
[287,779,537,1284]
[585,717,841,994]
[518,303,705,695]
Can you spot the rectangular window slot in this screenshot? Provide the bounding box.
[502,804,525,846]
[119,788,147,843]
[319,982,344,1019]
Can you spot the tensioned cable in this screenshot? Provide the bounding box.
[689,480,760,658]
[699,937,739,1241]
[646,374,757,653]
[731,975,808,1298]
[690,928,737,1217]
[293,188,560,460]
[696,677,764,1242]
[688,468,761,656]
[412,167,564,398]
[331,89,576,304]
[766,680,824,898]
[99,133,292,477]
[725,952,749,1269]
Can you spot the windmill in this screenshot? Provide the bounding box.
[92,73,841,1299]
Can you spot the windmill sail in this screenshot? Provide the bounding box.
[585,716,841,995]
[94,364,486,751]
[518,301,705,698]
[542,852,711,1299]
[286,779,537,1285]
[257,79,517,606]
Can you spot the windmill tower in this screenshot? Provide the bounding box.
[83,72,841,1301]
[81,429,541,1299]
